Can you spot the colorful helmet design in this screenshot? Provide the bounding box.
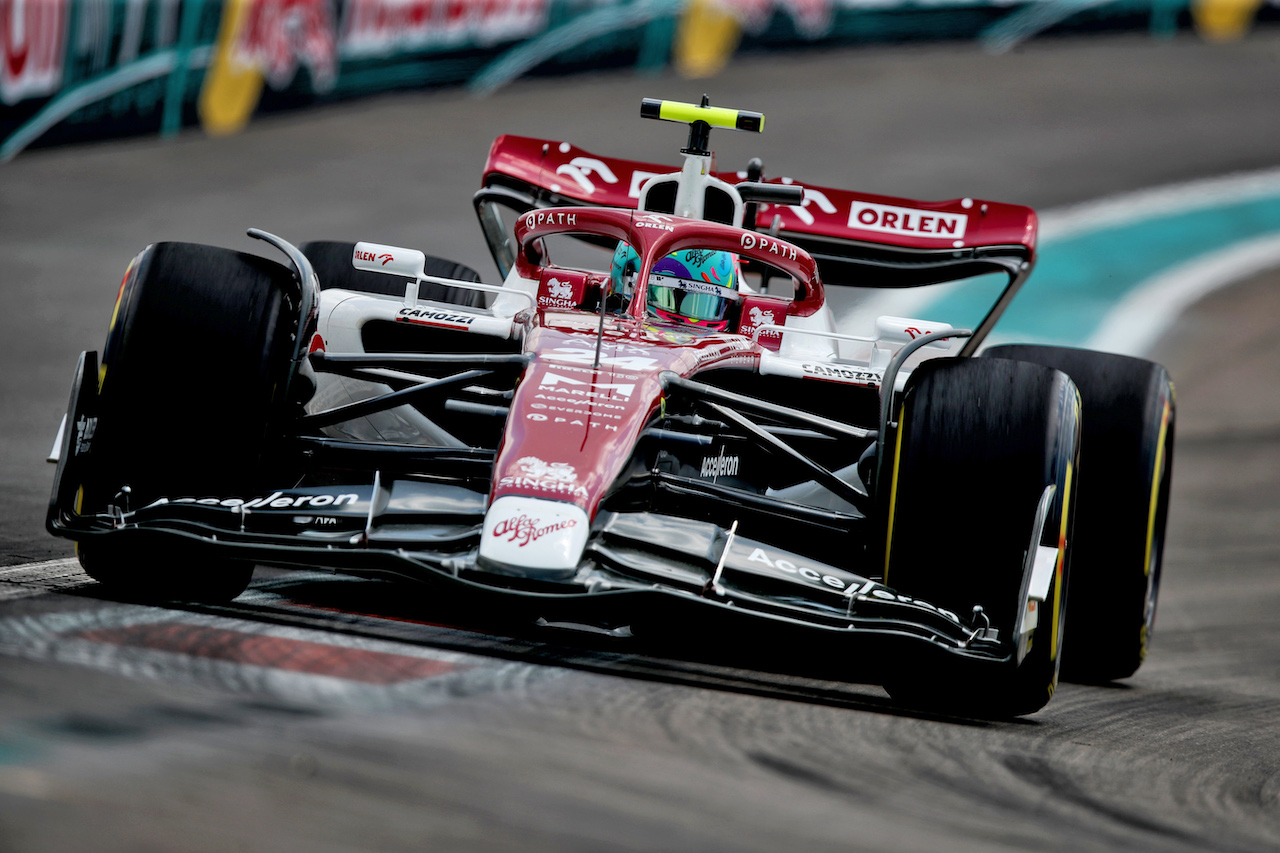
[610,243,741,331]
[609,241,641,305]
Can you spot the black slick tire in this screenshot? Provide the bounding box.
[880,357,1081,717]
[78,242,299,603]
[984,344,1175,683]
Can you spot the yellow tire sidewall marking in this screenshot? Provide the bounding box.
[882,404,906,583]
[1052,458,1073,661]
[1143,398,1171,578]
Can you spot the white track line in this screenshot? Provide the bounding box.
[0,557,80,576]
[0,558,88,602]
[1039,166,1280,243]
[1043,168,1280,354]
[1087,232,1280,357]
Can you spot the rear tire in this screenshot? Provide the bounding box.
[880,358,1081,717]
[300,240,484,307]
[984,345,1175,683]
[79,242,299,603]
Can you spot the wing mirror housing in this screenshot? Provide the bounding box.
[352,242,426,280]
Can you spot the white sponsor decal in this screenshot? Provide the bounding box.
[864,587,960,623]
[397,307,475,327]
[629,170,663,198]
[533,393,626,411]
[529,403,621,420]
[693,339,754,368]
[539,276,577,309]
[74,415,96,456]
[802,363,880,384]
[746,306,780,338]
[516,456,576,482]
[543,348,657,370]
[746,547,848,591]
[635,213,675,232]
[848,201,967,240]
[538,371,635,399]
[554,157,618,195]
[739,233,798,261]
[547,277,573,299]
[651,274,734,298]
[556,338,651,356]
[499,456,589,498]
[524,412,618,431]
[700,449,739,478]
[524,211,579,229]
[172,491,359,509]
[786,188,837,226]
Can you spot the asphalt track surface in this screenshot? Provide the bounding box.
[3,32,1280,852]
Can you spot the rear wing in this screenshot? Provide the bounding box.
[474,135,1038,354]
[476,135,1036,284]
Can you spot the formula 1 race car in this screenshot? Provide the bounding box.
[47,98,1175,717]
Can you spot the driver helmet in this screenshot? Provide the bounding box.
[610,243,741,331]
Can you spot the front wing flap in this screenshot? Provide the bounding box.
[50,477,1008,669]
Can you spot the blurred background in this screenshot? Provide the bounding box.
[3,0,1278,161]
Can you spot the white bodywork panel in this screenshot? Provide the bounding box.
[479,496,591,574]
[313,289,518,446]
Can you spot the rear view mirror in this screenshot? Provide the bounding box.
[352,242,426,279]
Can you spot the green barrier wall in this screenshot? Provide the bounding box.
[1,0,1265,162]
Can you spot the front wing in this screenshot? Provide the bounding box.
[48,350,1008,679]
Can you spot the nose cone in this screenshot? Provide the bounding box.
[478,496,591,579]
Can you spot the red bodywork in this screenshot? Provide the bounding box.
[491,207,823,525]
[484,135,1038,258]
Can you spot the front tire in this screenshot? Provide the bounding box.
[879,358,1081,717]
[79,242,299,603]
[984,345,1175,683]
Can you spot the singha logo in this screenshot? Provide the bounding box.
[516,457,578,482]
[547,278,573,300]
[749,306,776,327]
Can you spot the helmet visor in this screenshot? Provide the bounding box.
[647,274,740,323]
